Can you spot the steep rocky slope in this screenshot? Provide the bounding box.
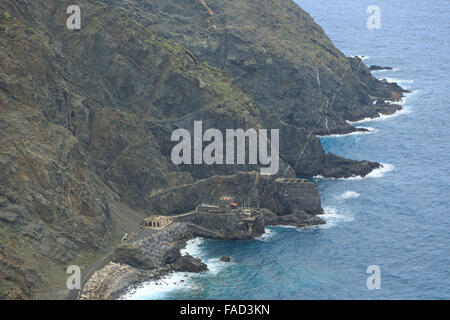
[106,0,406,135]
[0,0,403,298]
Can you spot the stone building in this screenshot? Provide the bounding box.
[143,215,173,229]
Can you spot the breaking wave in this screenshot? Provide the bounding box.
[317,207,354,229]
[347,82,417,125]
[348,106,410,123]
[256,227,277,241]
[314,163,394,180]
[121,271,197,300]
[365,163,394,178]
[181,238,232,275]
[317,126,376,138]
[355,55,370,61]
[335,191,361,200]
[121,238,232,300]
[371,67,400,73]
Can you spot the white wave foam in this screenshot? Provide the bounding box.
[348,106,410,123]
[180,238,204,257]
[355,55,370,61]
[371,67,400,73]
[181,238,230,275]
[317,126,376,138]
[205,257,233,275]
[317,207,354,229]
[314,163,394,181]
[121,272,197,300]
[256,227,277,241]
[343,163,394,180]
[335,191,361,200]
[347,88,417,125]
[276,225,298,229]
[386,92,414,106]
[122,237,233,299]
[365,163,394,178]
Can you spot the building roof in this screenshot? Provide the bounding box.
[143,215,171,222]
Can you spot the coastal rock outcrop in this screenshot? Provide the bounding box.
[369,65,394,71]
[112,223,194,270]
[318,153,381,179]
[171,254,208,273]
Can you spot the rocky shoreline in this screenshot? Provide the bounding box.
[78,74,408,299]
[79,215,323,300]
[80,223,197,300]
[78,175,329,299]
[75,69,409,299]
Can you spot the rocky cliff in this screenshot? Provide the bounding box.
[0,0,404,298]
[107,0,406,132]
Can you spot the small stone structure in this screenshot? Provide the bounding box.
[143,215,173,229]
[142,200,259,233]
[241,216,257,232]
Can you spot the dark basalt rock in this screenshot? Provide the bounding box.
[370,65,394,71]
[319,153,380,179]
[220,256,231,263]
[172,254,208,273]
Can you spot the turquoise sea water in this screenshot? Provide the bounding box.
[124,0,450,299]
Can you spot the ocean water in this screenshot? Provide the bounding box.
[124,0,450,299]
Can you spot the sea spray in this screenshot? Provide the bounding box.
[335,191,361,200]
[313,163,394,180]
[317,207,354,229]
[121,272,197,300]
[122,237,234,299]
[317,127,376,138]
[256,227,277,241]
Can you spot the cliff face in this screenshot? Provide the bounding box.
[0,0,403,298]
[145,172,322,216]
[103,0,406,178]
[106,0,405,133]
